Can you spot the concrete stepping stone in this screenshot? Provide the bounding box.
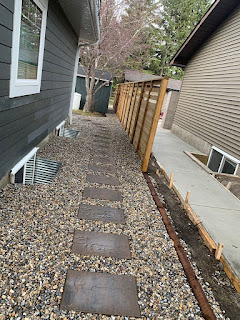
[88,164,117,175]
[78,204,125,224]
[94,134,111,139]
[92,141,110,148]
[72,230,131,259]
[83,187,122,202]
[90,150,113,158]
[60,270,141,317]
[92,146,113,154]
[91,156,115,165]
[87,174,120,186]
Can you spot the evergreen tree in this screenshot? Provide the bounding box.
[148,0,212,79]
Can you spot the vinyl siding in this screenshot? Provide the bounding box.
[0,0,78,180]
[172,4,240,160]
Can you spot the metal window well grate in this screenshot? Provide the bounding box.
[59,128,79,138]
[34,158,62,184]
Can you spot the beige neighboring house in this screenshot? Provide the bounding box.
[170,0,240,175]
[124,70,182,129]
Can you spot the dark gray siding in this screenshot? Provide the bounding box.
[0,0,78,179]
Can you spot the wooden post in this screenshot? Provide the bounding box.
[137,81,153,151]
[124,83,135,130]
[116,85,123,119]
[131,82,146,143]
[127,83,139,135]
[226,182,232,190]
[141,77,169,172]
[113,84,119,111]
[169,172,174,189]
[215,243,224,260]
[120,84,129,122]
[184,191,190,210]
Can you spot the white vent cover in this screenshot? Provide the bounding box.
[59,128,79,138]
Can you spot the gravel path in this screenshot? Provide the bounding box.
[0,113,227,319]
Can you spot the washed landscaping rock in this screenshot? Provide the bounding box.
[0,113,228,319]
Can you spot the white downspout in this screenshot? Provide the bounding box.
[69,45,80,125]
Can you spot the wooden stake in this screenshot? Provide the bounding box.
[184,191,190,210]
[169,172,174,189]
[215,243,224,260]
[226,182,232,190]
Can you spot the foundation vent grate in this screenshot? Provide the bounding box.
[34,158,61,184]
[59,128,79,138]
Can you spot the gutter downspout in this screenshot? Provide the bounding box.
[69,0,100,125]
[69,45,80,125]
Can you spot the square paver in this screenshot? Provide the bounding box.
[92,142,111,148]
[60,270,140,317]
[88,164,117,175]
[91,150,113,158]
[91,146,113,154]
[91,156,115,165]
[87,174,120,186]
[78,204,125,224]
[72,230,131,259]
[83,187,122,202]
[94,134,111,140]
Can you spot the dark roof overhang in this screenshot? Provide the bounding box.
[58,0,100,44]
[170,0,240,67]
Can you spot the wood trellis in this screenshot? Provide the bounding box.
[114,77,168,172]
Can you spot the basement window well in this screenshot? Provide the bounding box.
[207,146,239,175]
[10,147,61,185]
[56,122,79,138]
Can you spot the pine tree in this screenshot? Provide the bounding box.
[148,0,212,79]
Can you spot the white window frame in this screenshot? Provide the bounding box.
[207,146,240,175]
[10,0,48,98]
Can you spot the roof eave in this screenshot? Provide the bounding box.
[58,0,100,44]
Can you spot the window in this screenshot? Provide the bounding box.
[207,146,239,175]
[10,0,48,98]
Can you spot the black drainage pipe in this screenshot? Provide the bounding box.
[143,172,216,320]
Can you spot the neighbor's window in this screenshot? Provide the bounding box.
[207,146,239,175]
[10,0,48,98]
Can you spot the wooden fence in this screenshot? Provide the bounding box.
[113,77,168,172]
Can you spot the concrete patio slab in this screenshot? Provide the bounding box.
[153,129,240,279]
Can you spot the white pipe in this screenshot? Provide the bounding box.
[69,46,80,125]
[56,120,66,130]
[10,147,39,175]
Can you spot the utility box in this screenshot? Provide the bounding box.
[73,93,81,110]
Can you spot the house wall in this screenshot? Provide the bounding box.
[172,4,240,160]
[0,0,78,180]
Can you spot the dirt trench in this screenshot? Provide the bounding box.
[148,156,240,320]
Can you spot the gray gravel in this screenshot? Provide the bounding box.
[0,113,227,319]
